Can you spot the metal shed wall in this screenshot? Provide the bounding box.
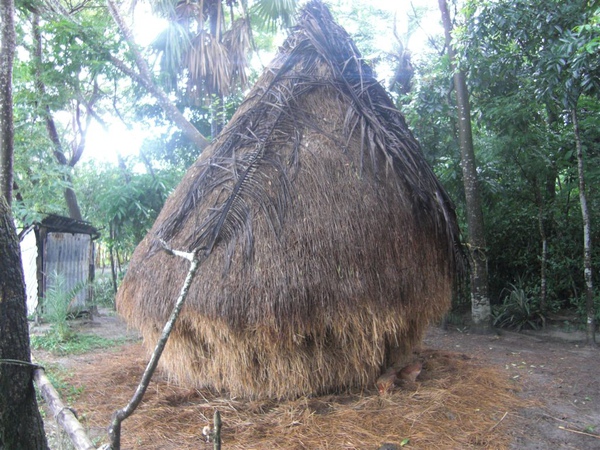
[43,232,93,311]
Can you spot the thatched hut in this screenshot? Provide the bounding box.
[117,1,463,400]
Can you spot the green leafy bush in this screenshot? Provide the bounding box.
[91,277,116,308]
[493,282,545,331]
[41,271,87,341]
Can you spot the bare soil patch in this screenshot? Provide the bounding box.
[424,326,600,450]
[33,312,599,449]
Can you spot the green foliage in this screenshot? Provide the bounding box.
[30,333,125,356]
[91,278,116,308]
[12,149,72,223]
[32,271,124,355]
[35,363,84,405]
[251,0,298,31]
[32,272,124,355]
[574,293,600,323]
[11,0,139,226]
[326,1,392,57]
[402,54,464,203]
[149,0,297,102]
[425,0,600,316]
[493,282,545,331]
[76,159,181,260]
[41,271,87,341]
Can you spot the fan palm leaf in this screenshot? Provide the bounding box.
[152,21,192,90]
[187,30,231,100]
[252,0,298,30]
[222,17,251,88]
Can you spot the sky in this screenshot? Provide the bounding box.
[84,0,441,164]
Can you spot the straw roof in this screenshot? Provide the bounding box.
[117,0,463,399]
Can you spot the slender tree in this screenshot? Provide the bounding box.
[522,0,597,344]
[0,0,15,203]
[438,0,491,332]
[572,107,596,346]
[31,11,87,220]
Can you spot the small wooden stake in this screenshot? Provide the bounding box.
[214,410,222,450]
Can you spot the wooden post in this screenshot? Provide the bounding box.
[213,410,222,450]
[33,366,95,450]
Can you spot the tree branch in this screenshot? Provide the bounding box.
[107,244,202,449]
[32,11,83,220]
[105,0,211,152]
[42,0,212,153]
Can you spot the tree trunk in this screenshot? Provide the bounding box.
[32,13,84,221]
[0,196,49,449]
[439,0,491,333]
[534,182,548,317]
[64,186,84,221]
[116,247,122,275]
[572,108,596,346]
[0,0,15,205]
[1,1,48,445]
[109,222,118,295]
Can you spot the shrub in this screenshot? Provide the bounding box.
[493,281,545,331]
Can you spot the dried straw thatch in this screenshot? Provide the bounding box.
[117,0,463,400]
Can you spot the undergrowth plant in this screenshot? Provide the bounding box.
[493,281,545,331]
[31,271,125,354]
[574,293,600,325]
[30,333,126,355]
[40,271,87,341]
[91,277,116,308]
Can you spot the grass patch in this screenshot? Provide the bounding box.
[31,331,126,355]
[38,362,86,404]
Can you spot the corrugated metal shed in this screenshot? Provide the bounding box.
[19,214,100,317]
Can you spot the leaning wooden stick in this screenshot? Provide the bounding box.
[107,243,201,449]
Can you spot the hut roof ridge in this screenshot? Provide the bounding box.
[155,0,461,266]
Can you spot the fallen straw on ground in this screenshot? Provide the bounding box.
[55,344,529,449]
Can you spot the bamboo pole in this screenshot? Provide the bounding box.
[33,365,96,450]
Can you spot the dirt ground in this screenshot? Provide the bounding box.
[424,326,600,449]
[32,310,600,449]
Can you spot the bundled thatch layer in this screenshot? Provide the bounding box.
[117,0,463,399]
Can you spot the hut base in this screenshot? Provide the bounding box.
[141,308,428,400]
